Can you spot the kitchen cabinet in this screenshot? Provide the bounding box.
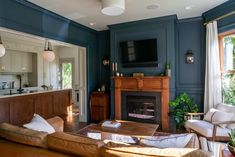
[0,52,11,72]
[0,51,32,73]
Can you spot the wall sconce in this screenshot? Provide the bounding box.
[102,58,110,66]
[185,49,194,64]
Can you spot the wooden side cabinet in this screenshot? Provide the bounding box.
[90,92,109,122]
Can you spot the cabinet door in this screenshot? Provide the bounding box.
[91,106,104,122]
[0,52,11,72]
[11,52,22,72]
[21,52,32,72]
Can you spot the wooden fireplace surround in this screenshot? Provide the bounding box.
[113,76,169,131]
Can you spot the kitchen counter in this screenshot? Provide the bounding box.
[0,88,72,99]
[0,89,72,125]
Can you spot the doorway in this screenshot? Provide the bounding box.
[58,46,87,122]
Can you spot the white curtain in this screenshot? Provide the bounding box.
[204,21,222,112]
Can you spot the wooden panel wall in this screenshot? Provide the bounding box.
[0,89,71,126]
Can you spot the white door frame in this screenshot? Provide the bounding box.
[77,47,87,122]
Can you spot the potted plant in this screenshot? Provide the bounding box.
[169,92,199,130]
[228,129,235,155]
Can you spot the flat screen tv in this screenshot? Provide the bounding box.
[120,38,158,67]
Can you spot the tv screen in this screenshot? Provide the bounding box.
[120,39,158,67]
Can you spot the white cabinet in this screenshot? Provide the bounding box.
[0,52,11,72]
[0,51,32,73]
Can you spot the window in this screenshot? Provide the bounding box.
[219,30,235,105]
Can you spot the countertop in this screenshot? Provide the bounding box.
[0,88,72,99]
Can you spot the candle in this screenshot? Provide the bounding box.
[115,62,117,72]
[112,62,114,72]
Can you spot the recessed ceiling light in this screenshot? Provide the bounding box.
[89,22,96,26]
[185,5,193,10]
[146,3,160,10]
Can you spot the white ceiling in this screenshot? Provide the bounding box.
[27,0,227,31]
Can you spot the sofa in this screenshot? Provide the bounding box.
[0,116,212,157]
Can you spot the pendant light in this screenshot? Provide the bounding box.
[43,40,55,62]
[0,36,6,58]
[101,0,125,16]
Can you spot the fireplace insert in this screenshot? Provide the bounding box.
[121,91,161,125]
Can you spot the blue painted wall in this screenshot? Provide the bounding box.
[203,0,235,33]
[0,0,99,121]
[109,15,177,117]
[176,17,205,111]
[97,30,111,88]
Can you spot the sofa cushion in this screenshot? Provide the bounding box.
[0,123,48,148]
[0,139,72,157]
[216,103,235,129]
[47,132,104,157]
[211,110,233,128]
[185,120,230,137]
[101,141,211,157]
[46,116,64,132]
[140,133,196,148]
[23,114,55,134]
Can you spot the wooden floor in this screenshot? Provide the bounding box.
[60,114,89,133]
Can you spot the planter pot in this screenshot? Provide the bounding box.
[165,69,171,77]
[228,143,235,155]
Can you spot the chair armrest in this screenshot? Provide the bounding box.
[186,113,206,116]
[212,121,235,125]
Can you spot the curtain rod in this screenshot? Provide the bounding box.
[204,10,235,26]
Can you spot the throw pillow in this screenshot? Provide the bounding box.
[140,133,193,148]
[203,108,218,122]
[23,114,55,134]
[211,110,234,128]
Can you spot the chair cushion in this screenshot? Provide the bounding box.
[0,123,48,148]
[211,110,234,128]
[185,120,230,137]
[203,108,217,122]
[216,103,235,129]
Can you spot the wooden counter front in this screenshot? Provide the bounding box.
[0,89,72,125]
[113,76,169,131]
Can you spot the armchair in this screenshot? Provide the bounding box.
[185,103,235,141]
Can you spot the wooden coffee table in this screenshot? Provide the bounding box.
[89,120,159,138]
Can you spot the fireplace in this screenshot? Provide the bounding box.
[121,92,161,125]
[113,76,169,131]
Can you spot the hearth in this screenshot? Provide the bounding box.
[121,91,161,125]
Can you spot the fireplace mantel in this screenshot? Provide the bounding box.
[113,76,169,131]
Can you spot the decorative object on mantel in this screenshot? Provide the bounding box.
[101,0,125,16]
[228,129,235,155]
[133,73,144,77]
[43,40,55,62]
[185,49,194,64]
[165,63,171,77]
[0,35,6,57]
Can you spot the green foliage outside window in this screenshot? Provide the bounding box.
[222,36,235,105]
[62,63,72,89]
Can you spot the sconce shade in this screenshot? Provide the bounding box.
[0,36,5,58]
[0,44,5,58]
[185,50,194,64]
[101,0,125,16]
[43,41,55,62]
